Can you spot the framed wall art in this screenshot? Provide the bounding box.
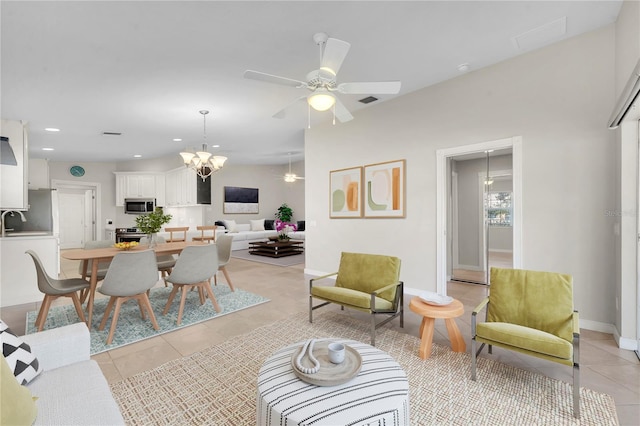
[223,186,259,214]
[329,167,362,218]
[363,159,406,218]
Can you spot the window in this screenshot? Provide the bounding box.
[485,191,512,226]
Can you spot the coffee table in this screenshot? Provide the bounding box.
[257,339,409,426]
[249,240,303,258]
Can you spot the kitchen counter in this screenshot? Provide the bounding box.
[0,235,59,307]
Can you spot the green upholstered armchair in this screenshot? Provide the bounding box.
[309,252,403,346]
[471,267,580,419]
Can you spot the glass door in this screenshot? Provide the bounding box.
[449,149,513,284]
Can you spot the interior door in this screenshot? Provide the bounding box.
[58,188,94,249]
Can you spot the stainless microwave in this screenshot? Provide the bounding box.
[124,198,155,214]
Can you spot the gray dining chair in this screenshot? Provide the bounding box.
[25,250,90,331]
[140,235,176,286]
[163,244,220,325]
[213,234,235,291]
[78,240,114,302]
[97,250,160,345]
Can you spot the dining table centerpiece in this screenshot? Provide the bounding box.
[135,207,172,248]
[274,220,297,241]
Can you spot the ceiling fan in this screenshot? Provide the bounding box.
[284,153,304,183]
[244,32,401,124]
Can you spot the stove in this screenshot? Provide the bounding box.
[115,227,146,243]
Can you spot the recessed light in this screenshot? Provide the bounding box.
[133,154,142,158]
[212,144,220,148]
[42,147,54,151]
[44,128,60,132]
[173,138,182,142]
[457,63,470,73]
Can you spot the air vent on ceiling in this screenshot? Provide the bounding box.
[102,131,122,136]
[358,96,378,104]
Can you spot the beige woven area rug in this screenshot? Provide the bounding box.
[110,311,618,425]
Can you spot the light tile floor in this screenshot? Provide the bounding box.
[2,254,638,424]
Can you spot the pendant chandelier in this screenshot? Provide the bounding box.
[179,110,227,181]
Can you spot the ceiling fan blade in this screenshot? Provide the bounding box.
[338,81,402,94]
[321,38,351,75]
[334,97,354,123]
[272,96,306,119]
[244,70,307,88]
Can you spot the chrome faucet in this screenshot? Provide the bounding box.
[1,210,27,237]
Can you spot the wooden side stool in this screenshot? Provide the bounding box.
[409,296,465,359]
[164,226,189,242]
[192,225,217,243]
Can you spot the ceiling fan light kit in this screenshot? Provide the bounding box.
[244,32,401,126]
[308,91,335,111]
[179,110,227,181]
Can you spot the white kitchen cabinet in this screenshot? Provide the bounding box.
[28,158,50,189]
[0,235,59,307]
[114,172,164,206]
[164,167,210,207]
[1,119,28,210]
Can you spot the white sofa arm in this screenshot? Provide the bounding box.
[21,323,90,371]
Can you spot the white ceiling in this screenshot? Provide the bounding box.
[1,1,622,166]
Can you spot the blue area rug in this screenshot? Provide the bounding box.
[25,285,269,355]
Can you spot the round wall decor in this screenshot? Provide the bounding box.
[69,165,85,177]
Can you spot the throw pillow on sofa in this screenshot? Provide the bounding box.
[224,220,237,233]
[0,320,42,385]
[250,219,265,231]
[215,220,226,228]
[0,354,37,425]
[264,219,275,230]
[297,220,306,232]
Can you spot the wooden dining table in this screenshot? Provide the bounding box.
[61,241,206,329]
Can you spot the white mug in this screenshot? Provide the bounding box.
[328,342,346,364]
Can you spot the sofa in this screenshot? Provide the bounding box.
[216,219,306,251]
[12,323,124,425]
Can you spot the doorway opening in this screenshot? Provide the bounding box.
[436,137,522,294]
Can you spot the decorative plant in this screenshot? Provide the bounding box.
[275,203,293,223]
[275,220,297,241]
[135,207,172,235]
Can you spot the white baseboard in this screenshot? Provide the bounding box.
[614,330,639,351]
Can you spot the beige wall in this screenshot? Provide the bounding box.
[305,26,616,330]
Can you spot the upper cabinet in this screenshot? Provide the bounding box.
[1,119,28,210]
[28,158,50,189]
[114,172,165,206]
[164,167,211,207]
